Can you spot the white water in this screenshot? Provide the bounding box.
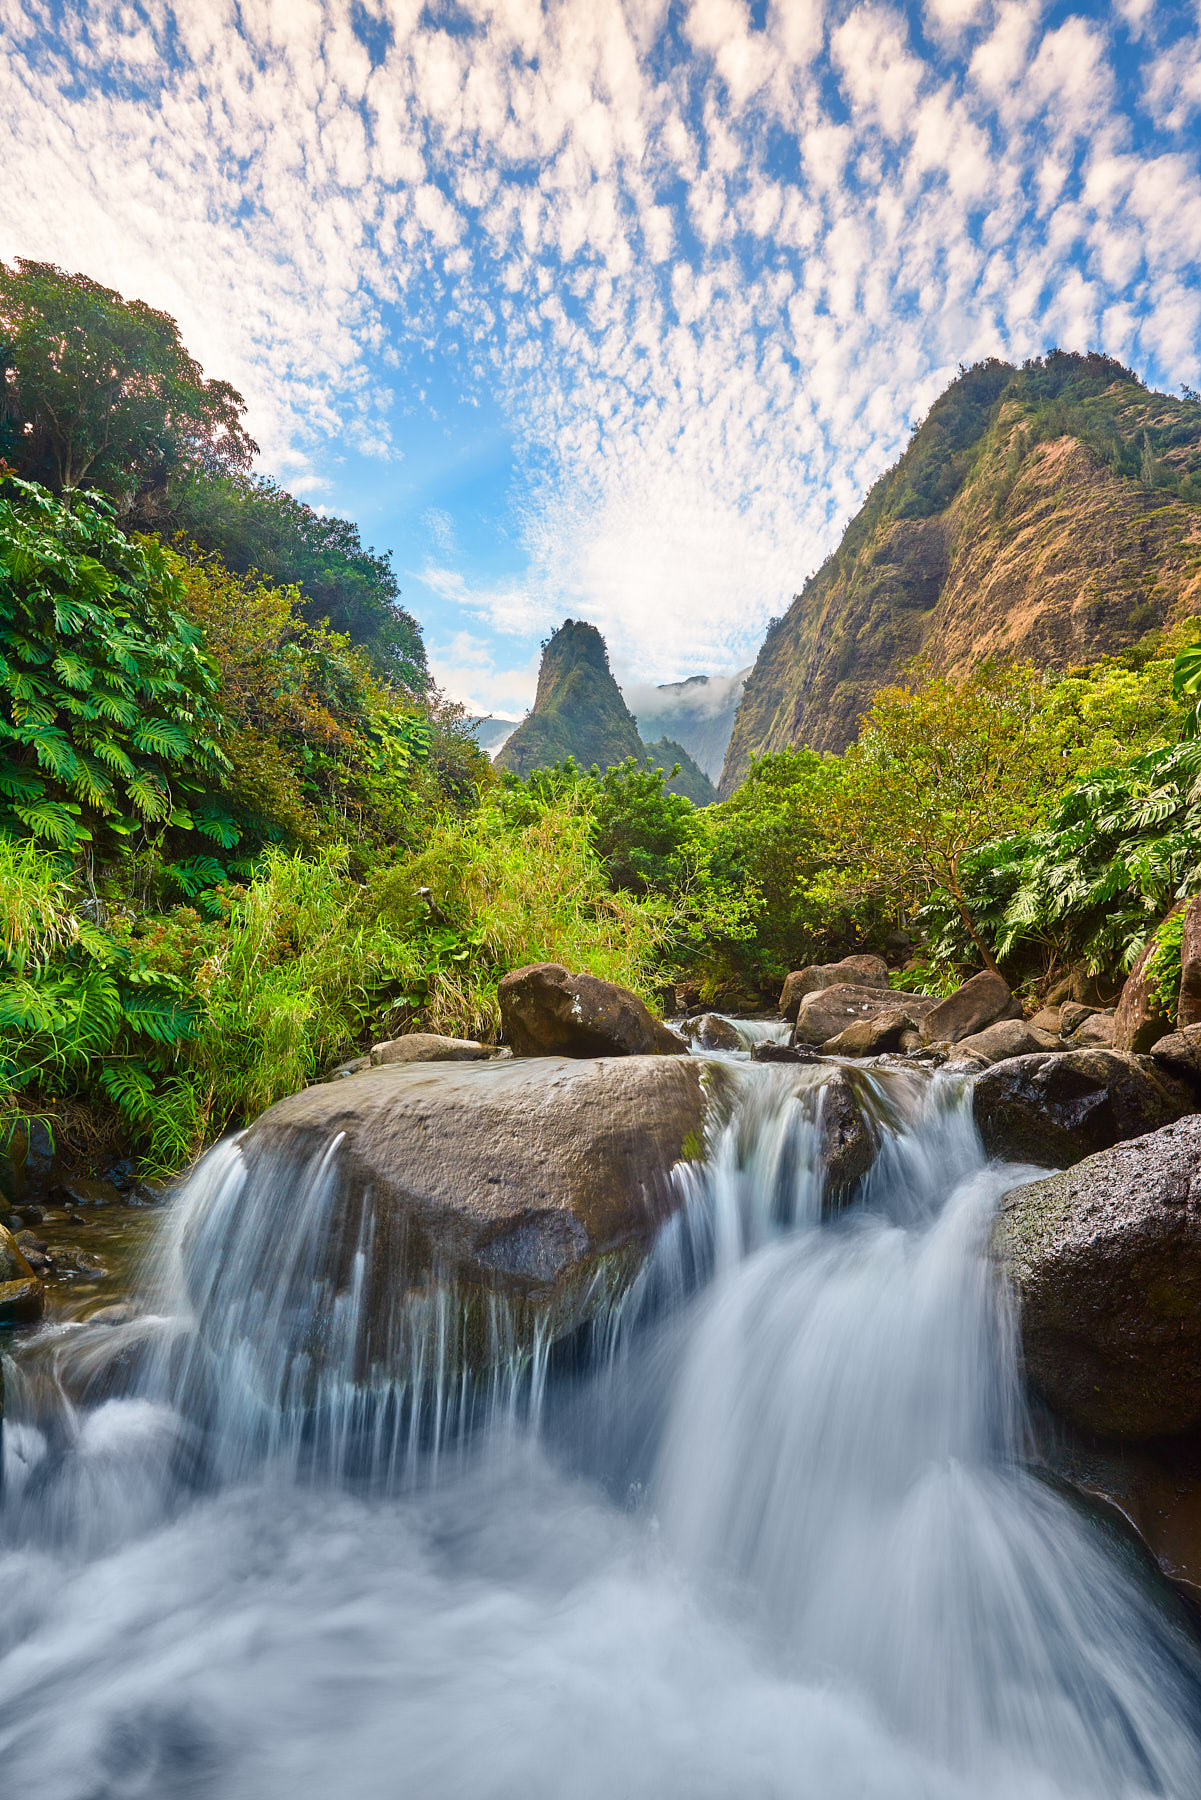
[2,1054,1200,1799]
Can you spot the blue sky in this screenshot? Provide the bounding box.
[2,0,1199,715]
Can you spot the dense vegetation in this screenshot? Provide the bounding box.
[3,263,1201,1186]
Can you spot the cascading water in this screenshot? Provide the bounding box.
[2,1047,1200,1799]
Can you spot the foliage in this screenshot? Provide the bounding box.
[0,259,255,508]
[0,478,230,854]
[1173,638,1201,739]
[174,473,428,690]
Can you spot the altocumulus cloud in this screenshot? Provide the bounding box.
[1,0,1199,684]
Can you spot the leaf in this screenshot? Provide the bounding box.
[11,799,80,845]
[132,718,191,760]
[125,771,171,819]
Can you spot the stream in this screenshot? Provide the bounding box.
[2,1034,1201,1798]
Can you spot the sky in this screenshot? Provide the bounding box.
[2,0,1200,718]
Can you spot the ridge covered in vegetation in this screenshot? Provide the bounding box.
[723,352,1201,788]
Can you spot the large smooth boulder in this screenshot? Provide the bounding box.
[499,963,685,1058]
[918,970,1021,1045]
[1114,934,1175,1054]
[779,956,889,1021]
[369,1033,493,1067]
[0,1221,43,1324]
[947,1019,1060,1065]
[1179,897,1201,1030]
[973,1049,1195,1167]
[227,1056,707,1369]
[995,1117,1201,1437]
[822,1010,917,1056]
[791,984,935,1047]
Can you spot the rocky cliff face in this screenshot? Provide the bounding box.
[721,354,1201,794]
[496,619,717,802]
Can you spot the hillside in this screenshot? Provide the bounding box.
[496,620,717,802]
[721,353,1201,793]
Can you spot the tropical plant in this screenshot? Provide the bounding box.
[1173,638,1201,739]
[0,478,231,854]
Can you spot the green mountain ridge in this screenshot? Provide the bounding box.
[496,620,717,803]
[721,351,1201,794]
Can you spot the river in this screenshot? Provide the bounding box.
[2,1044,1200,1798]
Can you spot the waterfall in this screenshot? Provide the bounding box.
[2,1050,1200,1798]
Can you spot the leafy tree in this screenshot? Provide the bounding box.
[0,259,255,508]
[0,478,230,855]
[175,474,428,690]
[834,664,1052,971]
[1173,638,1201,738]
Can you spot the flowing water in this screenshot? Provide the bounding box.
[3,1049,1201,1798]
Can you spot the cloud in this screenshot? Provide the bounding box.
[0,0,1198,690]
[425,627,539,718]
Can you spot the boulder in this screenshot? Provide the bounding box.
[370,1033,493,1067]
[751,1042,820,1065]
[821,1070,878,1205]
[918,970,1021,1045]
[1028,1007,1063,1035]
[946,1019,1060,1064]
[498,963,685,1058]
[994,1116,1201,1437]
[1059,1001,1097,1036]
[821,1010,916,1057]
[684,1013,744,1052]
[1151,1024,1201,1089]
[779,955,889,1021]
[883,930,913,967]
[225,1056,708,1370]
[973,1049,1195,1167]
[0,1221,43,1324]
[1179,897,1201,1030]
[1068,1010,1116,1049]
[791,984,935,1047]
[1114,935,1175,1054]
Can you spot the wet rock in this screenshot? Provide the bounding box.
[821,1010,917,1056]
[86,1303,137,1326]
[6,1118,58,1207]
[369,1034,493,1067]
[57,1177,121,1209]
[14,1230,49,1272]
[779,955,890,1022]
[1114,934,1175,1054]
[995,1116,1201,1437]
[499,963,685,1059]
[98,1158,137,1193]
[973,1049,1195,1167]
[234,1056,708,1363]
[918,970,1022,1045]
[751,1042,821,1064]
[0,1221,44,1323]
[683,1013,744,1051]
[792,984,935,1048]
[56,1246,110,1277]
[1179,897,1201,1030]
[1152,1025,1201,1090]
[821,1071,878,1205]
[947,1019,1061,1064]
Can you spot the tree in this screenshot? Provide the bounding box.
[834,665,1051,972]
[0,259,256,509]
[174,473,428,691]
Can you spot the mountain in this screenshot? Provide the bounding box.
[643,737,716,805]
[464,714,519,756]
[628,669,750,781]
[496,619,717,803]
[721,352,1201,794]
